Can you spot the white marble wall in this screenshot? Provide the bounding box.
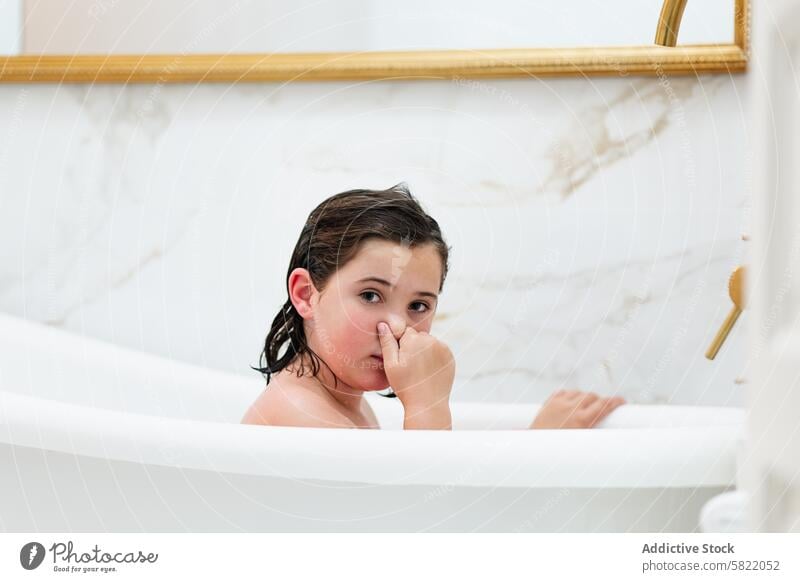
[0,73,751,405]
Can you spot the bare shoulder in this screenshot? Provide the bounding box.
[240,375,358,429]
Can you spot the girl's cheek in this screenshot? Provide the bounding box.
[343,303,380,337]
[338,307,381,371]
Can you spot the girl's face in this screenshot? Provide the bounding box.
[289,238,442,392]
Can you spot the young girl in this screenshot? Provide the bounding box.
[241,184,625,430]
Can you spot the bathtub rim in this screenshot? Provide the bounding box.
[1,389,744,490]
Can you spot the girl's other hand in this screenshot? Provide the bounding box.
[377,321,454,415]
[529,389,625,429]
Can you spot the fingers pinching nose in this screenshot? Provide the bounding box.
[383,314,406,337]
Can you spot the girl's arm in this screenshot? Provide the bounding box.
[402,402,452,430]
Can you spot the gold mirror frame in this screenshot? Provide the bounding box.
[0,0,748,83]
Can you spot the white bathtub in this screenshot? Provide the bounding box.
[0,312,745,532]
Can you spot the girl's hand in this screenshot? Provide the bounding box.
[377,322,454,421]
[529,389,625,429]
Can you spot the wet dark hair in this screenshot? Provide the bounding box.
[251,182,451,398]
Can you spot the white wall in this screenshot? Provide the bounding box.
[21,0,734,54]
[0,0,21,55]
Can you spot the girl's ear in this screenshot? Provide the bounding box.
[287,268,317,319]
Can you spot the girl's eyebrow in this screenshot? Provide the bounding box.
[356,276,438,299]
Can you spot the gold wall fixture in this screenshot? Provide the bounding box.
[706,266,747,360]
[655,0,689,47]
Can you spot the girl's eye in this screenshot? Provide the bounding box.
[360,291,381,303]
[410,302,430,313]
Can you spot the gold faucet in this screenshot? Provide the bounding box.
[706,265,747,360]
[655,0,688,47]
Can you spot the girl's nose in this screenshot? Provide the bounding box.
[383,314,406,339]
